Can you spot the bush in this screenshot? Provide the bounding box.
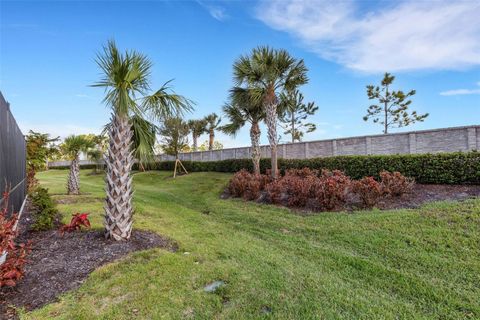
[59,213,91,234]
[315,170,351,210]
[227,170,266,201]
[380,171,415,196]
[1,190,30,287]
[29,187,60,231]
[350,177,383,209]
[118,151,480,185]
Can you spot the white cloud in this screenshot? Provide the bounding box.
[256,0,480,72]
[440,82,480,96]
[197,1,228,21]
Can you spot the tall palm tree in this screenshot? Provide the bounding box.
[61,135,94,195]
[204,113,221,151]
[187,119,207,151]
[233,46,308,178]
[92,41,192,241]
[221,87,265,174]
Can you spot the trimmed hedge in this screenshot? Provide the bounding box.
[144,152,480,184]
[56,151,479,184]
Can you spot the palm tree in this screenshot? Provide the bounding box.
[233,46,308,178]
[92,41,192,241]
[130,115,158,171]
[61,135,94,195]
[187,119,207,151]
[221,87,265,174]
[204,113,221,151]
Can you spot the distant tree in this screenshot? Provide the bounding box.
[26,131,60,171]
[233,46,308,178]
[204,113,221,151]
[363,73,428,134]
[279,89,318,143]
[221,87,265,174]
[188,119,207,151]
[198,140,223,151]
[159,117,190,160]
[25,131,60,191]
[61,135,95,195]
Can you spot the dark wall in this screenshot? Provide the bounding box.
[0,92,26,214]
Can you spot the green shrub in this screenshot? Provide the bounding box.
[147,152,480,185]
[29,187,60,231]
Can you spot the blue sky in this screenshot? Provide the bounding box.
[1,0,479,147]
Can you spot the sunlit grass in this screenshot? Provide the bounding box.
[23,169,480,319]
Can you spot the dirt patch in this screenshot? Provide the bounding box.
[0,205,177,319]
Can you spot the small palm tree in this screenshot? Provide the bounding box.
[233,46,308,178]
[93,41,192,241]
[187,119,207,151]
[221,87,265,174]
[61,135,94,195]
[204,113,221,151]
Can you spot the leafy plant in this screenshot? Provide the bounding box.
[0,189,31,287]
[350,177,383,209]
[380,171,415,196]
[227,169,263,200]
[30,187,60,231]
[315,170,351,210]
[59,213,91,234]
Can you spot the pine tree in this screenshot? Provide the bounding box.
[279,90,318,143]
[363,73,428,134]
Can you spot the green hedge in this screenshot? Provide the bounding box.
[142,152,480,184]
[62,151,479,184]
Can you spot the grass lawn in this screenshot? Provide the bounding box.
[24,169,480,319]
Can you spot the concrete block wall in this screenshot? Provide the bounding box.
[159,125,480,162]
[49,125,480,168]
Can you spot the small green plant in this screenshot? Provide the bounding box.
[30,187,60,231]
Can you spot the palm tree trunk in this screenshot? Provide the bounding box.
[250,121,261,175]
[67,155,80,195]
[104,114,134,241]
[265,90,279,179]
[209,129,214,151]
[192,133,198,152]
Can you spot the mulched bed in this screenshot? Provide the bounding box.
[0,203,177,319]
[224,184,480,214]
[377,184,480,210]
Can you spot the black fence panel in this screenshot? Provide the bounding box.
[0,92,26,215]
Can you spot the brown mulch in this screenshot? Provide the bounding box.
[0,204,177,319]
[224,184,480,214]
[376,184,480,210]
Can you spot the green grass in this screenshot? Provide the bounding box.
[23,169,480,319]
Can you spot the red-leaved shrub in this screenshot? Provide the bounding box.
[227,169,269,200]
[350,177,383,208]
[1,189,31,287]
[59,213,91,234]
[315,170,351,210]
[380,171,415,196]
